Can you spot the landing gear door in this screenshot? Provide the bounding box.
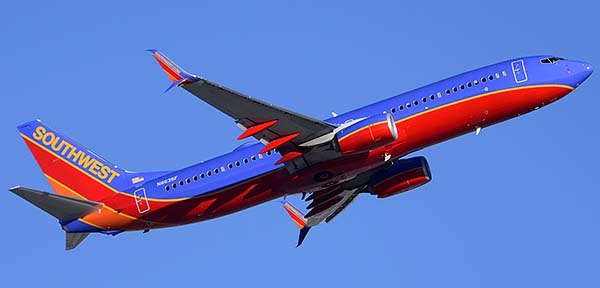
[511,60,528,83]
[133,188,151,214]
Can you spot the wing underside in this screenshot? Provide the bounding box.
[148,50,342,172]
[282,183,367,246]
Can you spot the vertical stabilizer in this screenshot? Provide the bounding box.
[17,120,130,202]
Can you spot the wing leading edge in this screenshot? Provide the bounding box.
[148,50,340,171]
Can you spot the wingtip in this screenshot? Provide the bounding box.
[147,49,198,90]
[163,78,187,93]
[8,186,21,193]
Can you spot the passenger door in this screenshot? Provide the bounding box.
[133,188,151,214]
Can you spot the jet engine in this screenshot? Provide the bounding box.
[368,156,431,198]
[335,113,398,154]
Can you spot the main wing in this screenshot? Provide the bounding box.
[148,50,339,171]
[281,184,366,246]
[184,79,335,149]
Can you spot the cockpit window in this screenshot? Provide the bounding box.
[540,57,564,64]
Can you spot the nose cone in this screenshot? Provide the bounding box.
[563,60,593,87]
[579,61,594,79]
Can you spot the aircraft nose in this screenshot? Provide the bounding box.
[564,60,593,87]
[585,63,594,74]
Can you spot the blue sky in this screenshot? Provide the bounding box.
[1,0,598,287]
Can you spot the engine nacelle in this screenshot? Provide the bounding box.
[368,156,431,198]
[335,113,398,154]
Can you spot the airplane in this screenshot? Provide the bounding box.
[10,51,593,250]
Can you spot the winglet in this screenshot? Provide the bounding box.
[281,200,311,247]
[281,200,306,229]
[146,49,198,92]
[297,226,311,247]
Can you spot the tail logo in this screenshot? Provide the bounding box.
[31,126,121,184]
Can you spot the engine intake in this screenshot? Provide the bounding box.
[369,156,431,198]
[335,113,398,154]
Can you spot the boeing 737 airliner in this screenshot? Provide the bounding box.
[11,51,593,249]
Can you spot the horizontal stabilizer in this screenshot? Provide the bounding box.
[66,232,89,250]
[9,186,103,223]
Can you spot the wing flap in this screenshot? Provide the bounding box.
[304,186,363,227]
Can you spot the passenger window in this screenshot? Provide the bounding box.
[165,186,170,191]
[258,154,263,159]
[172,183,177,189]
[179,180,184,186]
[186,178,191,184]
[207,171,212,176]
[407,102,412,108]
[267,151,272,156]
[452,87,458,92]
[422,97,427,103]
[437,92,442,98]
[502,70,507,77]
[200,173,205,179]
[445,89,450,95]
[481,77,486,83]
[474,79,479,85]
[391,108,396,113]
[413,100,419,106]
[399,105,404,110]
[488,75,493,80]
[430,94,435,100]
[221,166,226,172]
[495,73,500,78]
[193,176,198,181]
[235,161,240,167]
[228,163,233,169]
[467,82,472,88]
[243,158,249,164]
[214,168,219,174]
[251,156,256,161]
[460,84,465,90]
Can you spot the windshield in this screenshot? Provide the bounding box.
[540,57,564,64]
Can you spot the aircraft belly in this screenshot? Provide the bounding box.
[388,85,572,157]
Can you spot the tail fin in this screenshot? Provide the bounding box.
[281,200,311,247]
[146,49,198,92]
[9,186,102,250]
[17,120,130,202]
